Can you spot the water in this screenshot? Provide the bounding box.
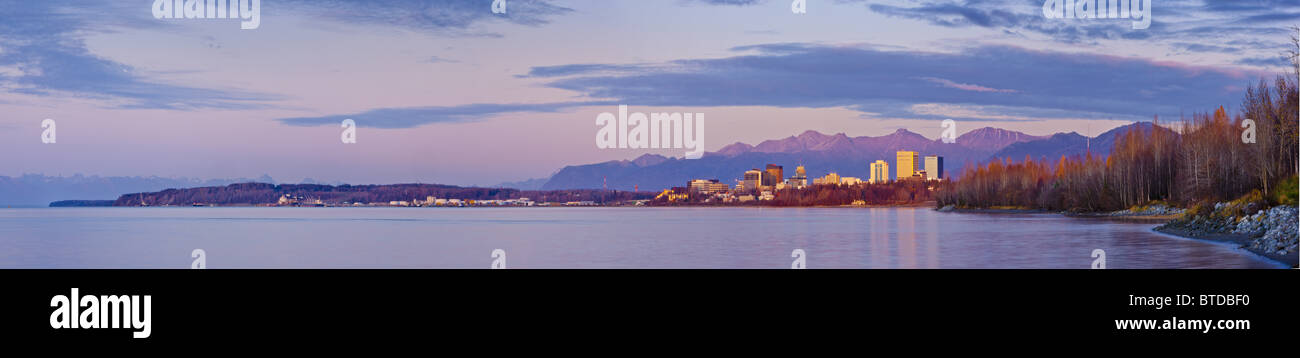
[0,207,1284,269]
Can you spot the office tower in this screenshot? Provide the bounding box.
[896,151,920,179]
[924,156,944,180]
[763,164,784,187]
[743,169,763,192]
[870,160,890,184]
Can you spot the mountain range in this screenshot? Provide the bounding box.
[539,123,1158,191]
[14,123,1165,205]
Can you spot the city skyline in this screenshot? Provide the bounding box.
[676,148,944,203]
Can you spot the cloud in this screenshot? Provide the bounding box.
[519,63,659,78]
[277,0,573,34]
[867,1,1027,28]
[681,0,767,5]
[276,101,614,128]
[921,77,1018,93]
[1236,55,1291,68]
[0,2,278,110]
[281,41,1271,128]
[1170,42,1239,54]
[851,0,1297,60]
[424,56,460,64]
[0,0,573,110]
[531,42,1267,122]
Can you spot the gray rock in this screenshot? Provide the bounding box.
[1244,206,1298,255]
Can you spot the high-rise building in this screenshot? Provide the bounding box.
[924,155,944,180]
[763,164,784,188]
[870,160,890,184]
[896,151,919,179]
[743,169,763,192]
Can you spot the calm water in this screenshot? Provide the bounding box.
[0,207,1285,269]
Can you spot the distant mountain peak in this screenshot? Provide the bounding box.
[797,130,828,138]
[715,142,754,157]
[1052,132,1085,139]
[956,127,1045,151]
[631,154,670,167]
[879,128,929,142]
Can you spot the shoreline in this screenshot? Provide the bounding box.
[1152,225,1299,268]
[41,201,944,209]
[938,206,1297,268]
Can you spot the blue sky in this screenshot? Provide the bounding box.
[2,0,1296,186]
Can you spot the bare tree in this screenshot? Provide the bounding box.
[1290,25,1299,84]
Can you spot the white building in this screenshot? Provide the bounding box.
[870,160,890,184]
[924,156,945,180]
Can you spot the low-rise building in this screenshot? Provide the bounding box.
[813,172,841,186]
[688,179,730,194]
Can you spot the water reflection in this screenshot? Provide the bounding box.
[0,207,1285,269]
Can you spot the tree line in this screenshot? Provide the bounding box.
[769,179,934,207]
[652,179,934,207]
[937,76,1299,212]
[113,183,657,206]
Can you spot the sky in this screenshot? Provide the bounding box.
[1,0,1296,186]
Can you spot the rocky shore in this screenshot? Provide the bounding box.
[1100,204,1185,217]
[938,202,1297,267]
[1155,203,1298,267]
